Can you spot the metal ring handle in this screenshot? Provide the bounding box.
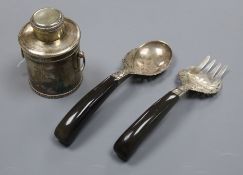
[78,51,85,72]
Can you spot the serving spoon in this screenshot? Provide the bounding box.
[54,40,172,146]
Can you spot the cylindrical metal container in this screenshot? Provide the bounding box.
[18,7,85,98]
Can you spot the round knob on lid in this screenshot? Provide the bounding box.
[30,7,65,42]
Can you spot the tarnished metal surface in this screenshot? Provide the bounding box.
[172,56,228,96]
[18,8,85,98]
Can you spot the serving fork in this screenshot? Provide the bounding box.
[114,56,228,161]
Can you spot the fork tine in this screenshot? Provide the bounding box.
[198,56,211,70]
[203,59,216,72]
[215,65,228,80]
[209,63,222,78]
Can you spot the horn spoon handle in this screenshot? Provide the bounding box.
[55,74,129,146]
[114,91,179,161]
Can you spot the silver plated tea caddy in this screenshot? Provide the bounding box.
[18,7,85,98]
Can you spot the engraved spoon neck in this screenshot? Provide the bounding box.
[112,69,130,81]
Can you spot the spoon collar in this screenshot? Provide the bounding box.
[112,69,130,81]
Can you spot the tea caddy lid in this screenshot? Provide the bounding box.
[30,8,64,33]
[18,7,81,62]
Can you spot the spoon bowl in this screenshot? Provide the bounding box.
[122,41,172,76]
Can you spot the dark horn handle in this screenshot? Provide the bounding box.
[55,74,129,146]
[113,91,179,161]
